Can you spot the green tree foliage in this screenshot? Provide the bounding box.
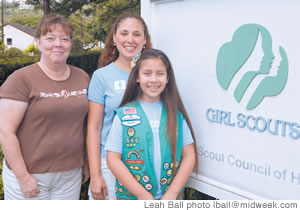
[10,15,41,29]
[26,0,101,16]
[26,0,140,43]
[4,47,24,57]
[89,0,140,42]
[4,7,43,28]
[68,12,98,51]
[0,41,6,53]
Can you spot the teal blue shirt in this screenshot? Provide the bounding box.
[88,62,130,157]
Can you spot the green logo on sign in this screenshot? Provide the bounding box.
[216,24,288,110]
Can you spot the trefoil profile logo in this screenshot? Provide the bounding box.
[216,24,288,110]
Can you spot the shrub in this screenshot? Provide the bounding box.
[0,56,39,86]
[0,51,100,86]
[24,43,39,56]
[67,51,100,76]
[4,47,24,57]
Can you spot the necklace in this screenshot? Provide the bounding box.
[38,62,70,81]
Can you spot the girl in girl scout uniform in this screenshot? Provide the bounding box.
[105,48,198,200]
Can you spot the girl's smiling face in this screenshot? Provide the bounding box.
[137,58,168,103]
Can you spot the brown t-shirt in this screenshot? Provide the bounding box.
[0,63,90,173]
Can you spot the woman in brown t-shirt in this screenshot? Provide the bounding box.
[0,14,89,200]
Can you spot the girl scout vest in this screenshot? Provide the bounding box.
[115,101,184,199]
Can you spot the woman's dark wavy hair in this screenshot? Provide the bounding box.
[98,12,152,68]
[120,48,198,175]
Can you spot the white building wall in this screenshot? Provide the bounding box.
[142,0,300,200]
[4,25,34,51]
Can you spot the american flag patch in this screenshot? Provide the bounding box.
[124,107,136,114]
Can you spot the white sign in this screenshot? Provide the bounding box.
[142,0,300,199]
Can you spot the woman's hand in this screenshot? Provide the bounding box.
[82,159,90,183]
[18,174,40,198]
[90,175,107,200]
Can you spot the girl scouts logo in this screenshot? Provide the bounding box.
[216,24,288,110]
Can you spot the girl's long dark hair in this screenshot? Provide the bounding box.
[120,48,198,174]
[98,12,152,68]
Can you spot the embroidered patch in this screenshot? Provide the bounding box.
[123,107,136,114]
[129,165,141,170]
[167,169,172,177]
[145,184,152,190]
[121,114,141,127]
[117,187,124,196]
[142,175,150,183]
[135,174,141,182]
[127,150,140,159]
[125,137,139,148]
[127,128,135,137]
[163,162,169,170]
[160,178,167,185]
[125,160,144,164]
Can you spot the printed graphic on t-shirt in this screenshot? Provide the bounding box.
[40,89,87,99]
[114,80,126,92]
[150,120,159,130]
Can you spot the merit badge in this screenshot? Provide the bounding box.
[127,128,135,137]
[170,162,174,168]
[167,169,172,177]
[139,148,144,153]
[142,175,150,183]
[167,177,172,185]
[145,184,152,190]
[118,187,124,196]
[163,162,169,170]
[127,150,140,159]
[129,165,141,170]
[160,178,167,185]
[135,174,141,182]
[176,161,179,168]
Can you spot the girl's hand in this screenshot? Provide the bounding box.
[90,175,107,200]
[160,191,178,200]
[137,191,155,200]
